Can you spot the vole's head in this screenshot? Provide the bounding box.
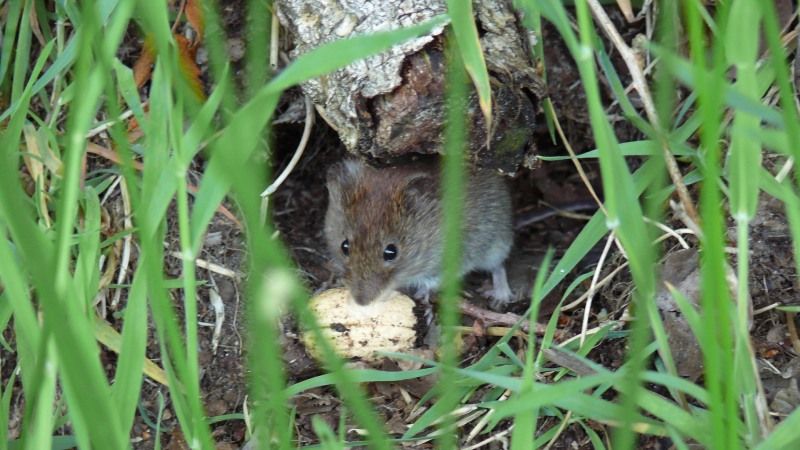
[324,159,441,306]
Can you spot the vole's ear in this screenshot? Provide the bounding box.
[401,172,438,210]
[326,159,365,196]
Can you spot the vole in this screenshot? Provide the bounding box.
[324,159,513,310]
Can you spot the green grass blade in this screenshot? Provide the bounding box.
[245,0,272,98]
[0,371,16,448]
[73,188,102,311]
[726,2,762,222]
[111,269,149,436]
[685,1,738,448]
[435,30,469,450]
[0,41,53,161]
[403,385,472,439]
[10,0,33,103]
[287,368,438,396]
[537,140,673,161]
[23,341,57,450]
[112,58,147,124]
[510,250,553,450]
[726,1,767,444]
[0,230,40,376]
[0,0,23,86]
[758,0,800,166]
[754,406,800,450]
[446,0,492,134]
[197,0,237,116]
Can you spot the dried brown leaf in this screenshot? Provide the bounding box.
[175,33,205,100]
[22,124,44,184]
[133,37,156,88]
[185,0,205,44]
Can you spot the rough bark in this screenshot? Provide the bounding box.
[276,0,544,171]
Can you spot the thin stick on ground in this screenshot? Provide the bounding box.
[458,301,568,341]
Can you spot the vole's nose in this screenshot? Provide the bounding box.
[353,291,373,306]
[349,280,380,306]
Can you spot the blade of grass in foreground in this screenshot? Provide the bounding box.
[199,0,238,117]
[726,0,769,443]
[9,0,33,104]
[446,0,492,136]
[685,2,739,448]
[245,0,272,98]
[510,250,553,450]
[0,0,23,85]
[639,1,689,417]
[435,30,469,450]
[0,226,40,389]
[0,371,16,448]
[23,340,58,450]
[110,270,150,436]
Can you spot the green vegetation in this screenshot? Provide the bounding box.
[1,0,799,448]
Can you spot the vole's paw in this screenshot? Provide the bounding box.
[410,288,436,327]
[487,290,513,311]
[486,266,513,311]
[478,285,513,311]
[414,287,432,305]
[422,303,436,329]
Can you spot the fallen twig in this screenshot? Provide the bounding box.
[458,301,568,341]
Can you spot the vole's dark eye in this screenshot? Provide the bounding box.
[383,244,398,261]
[341,239,350,256]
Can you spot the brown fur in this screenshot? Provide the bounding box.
[324,159,512,306]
